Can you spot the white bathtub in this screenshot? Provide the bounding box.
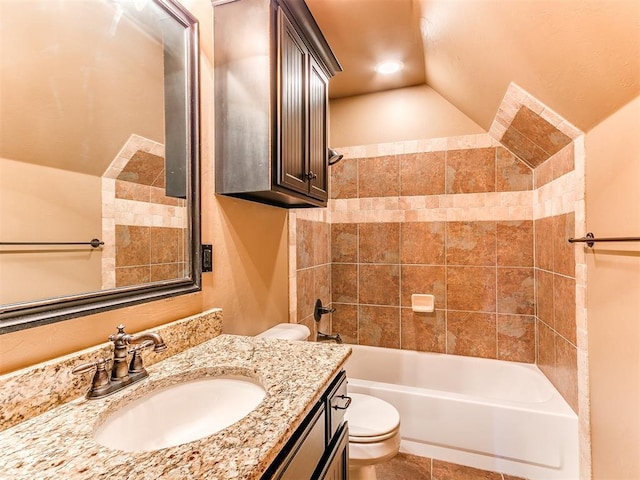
[345,344,578,480]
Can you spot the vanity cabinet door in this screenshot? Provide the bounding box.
[278,402,326,480]
[261,369,349,480]
[316,423,349,480]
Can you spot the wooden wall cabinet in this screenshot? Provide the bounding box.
[214,0,341,208]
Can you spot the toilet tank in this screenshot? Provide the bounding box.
[256,323,311,341]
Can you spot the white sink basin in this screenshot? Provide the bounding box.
[93,374,266,452]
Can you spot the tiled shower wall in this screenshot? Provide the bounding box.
[292,85,586,433]
[292,209,331,337]
[492,85,585,418]
[331,146,535,362]
[327,140,537,362]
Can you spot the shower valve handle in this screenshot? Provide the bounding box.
[314,299,335,322]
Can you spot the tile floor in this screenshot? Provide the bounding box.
[374,453,528,480]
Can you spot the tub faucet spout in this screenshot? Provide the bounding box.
[317,331,343,344]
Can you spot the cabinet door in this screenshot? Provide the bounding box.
[315,423,349,480]
[277,7,308,195]
[308,55,329,201]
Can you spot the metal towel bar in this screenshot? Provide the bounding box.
[0,238,104,248]
[568,232,640,248]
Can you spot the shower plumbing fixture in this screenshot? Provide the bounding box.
[317,331,343,344]
[314,299,336,322]
[313,299,342,343]
[328,147,344,166]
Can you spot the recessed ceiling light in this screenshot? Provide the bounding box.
[375,61,404,75]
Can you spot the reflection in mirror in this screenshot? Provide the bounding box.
[0,0,200,333]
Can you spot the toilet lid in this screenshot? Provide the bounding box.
[345,393,400,441]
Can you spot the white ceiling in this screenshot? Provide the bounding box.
[307,0,640,132]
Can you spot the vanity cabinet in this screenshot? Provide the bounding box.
[214,0,341,208]
[262,370,349,479]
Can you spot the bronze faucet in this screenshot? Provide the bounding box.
[109,325,167,381]
[72,324,167,399]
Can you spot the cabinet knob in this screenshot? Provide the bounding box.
[305,171,318,180]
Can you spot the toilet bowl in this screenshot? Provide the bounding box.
[345,393,401,480]
[255,325,401,479]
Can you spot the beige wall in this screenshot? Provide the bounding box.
[0,0,165,176]
[586,96,640,480]
[0,0,290,374]
[211,196,290,337]
[0,159,102,304]
[328,84,484,148]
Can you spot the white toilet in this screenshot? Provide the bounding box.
[255,322,312,340]
[345,392,401,480]
[257,324,401,479]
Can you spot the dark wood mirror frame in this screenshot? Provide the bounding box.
[0,0,201,334]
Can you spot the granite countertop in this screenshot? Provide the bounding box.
[0,334,351,479]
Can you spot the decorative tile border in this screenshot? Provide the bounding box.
[330,191,533,223]
[338,133,501,160]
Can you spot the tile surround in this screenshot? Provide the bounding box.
[293,83,589,478]
[313,134,579,409]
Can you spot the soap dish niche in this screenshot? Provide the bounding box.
[411,294,435,313]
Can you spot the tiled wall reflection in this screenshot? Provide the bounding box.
[113,151,187,287]
[115,224,186,286]
[102,135,188,289]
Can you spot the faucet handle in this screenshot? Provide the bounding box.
[72,358,110,375]
[314,299,336,322]
[128,340,154,374]
[128,339,155,353]
[72,358,111,398]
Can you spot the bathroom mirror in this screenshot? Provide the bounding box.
[0,0,201,333]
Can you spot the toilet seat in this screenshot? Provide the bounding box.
[346,393,400,444]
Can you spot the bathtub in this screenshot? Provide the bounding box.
[345,344,578,480]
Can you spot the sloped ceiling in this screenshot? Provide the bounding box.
[307,0,640,133]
